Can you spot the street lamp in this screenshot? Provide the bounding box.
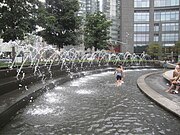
[171,51,174,63]
[125,32,130,52]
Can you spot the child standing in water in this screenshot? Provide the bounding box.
[114,64,124,86]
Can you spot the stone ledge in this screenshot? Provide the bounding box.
[137,72,180,118]
[163,70,173,81]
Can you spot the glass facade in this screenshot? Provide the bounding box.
[134,45,148,54]
[154,35,159,42]
[134,12,149,22]
[120,0,180,53]
[154,10,179,21]
[134,24,149,32]
[162,33,179,41]
[162,23,179,31]
[134,0,149,7]
[154,24,159,31]
[134,34,149,42]
[154,0,179,7]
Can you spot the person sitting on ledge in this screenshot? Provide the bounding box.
[169,62,180,85]
[166,74,180,94]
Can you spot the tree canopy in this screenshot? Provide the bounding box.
[38,0,81,49]
[84,11,111,51]
[0,0,40,42]
[0,0,81,50]
[146,43,162,59]
[174,41,180,56]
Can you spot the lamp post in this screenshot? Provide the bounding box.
[125,32,131,52]
[171,51,174,63]
[125,32,130,44]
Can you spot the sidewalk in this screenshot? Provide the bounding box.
[137,70,180,118]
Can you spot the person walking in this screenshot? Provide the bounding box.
[163,60,167,72]
[114,64,124,86]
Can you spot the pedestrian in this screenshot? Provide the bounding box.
[170,62,180,84]
[163,60,167,72]
[114,64,124,86]
[166,74,180,94]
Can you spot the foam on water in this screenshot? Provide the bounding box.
[44,92,63,103]
[76,89,93,95]
[27,106,54,115]
[91,71,112,77]
[125,68,158,72]
[70,76,96,86]
[54,86,64,90]
[70,80,84,86]
[70,72,113,87]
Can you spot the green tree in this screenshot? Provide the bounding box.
[84,11,111,51]
[38,0,81,50]
[0,0,40,42]
[174,41,180,56]
[146,43,162,59]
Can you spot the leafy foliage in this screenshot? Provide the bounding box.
[146,43,162,59]
[174,41,180,55]
[0,0,40,42]
[84,11,111,51]
[38,0,81,49]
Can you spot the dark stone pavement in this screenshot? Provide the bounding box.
[138,70,180,117]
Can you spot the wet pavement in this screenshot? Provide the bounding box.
[0,69,180,135]
[145,70,180,106]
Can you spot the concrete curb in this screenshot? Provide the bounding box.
[137,72,180,118]
[163,70,173,81]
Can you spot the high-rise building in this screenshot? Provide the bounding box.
[120,0,180,54]
[78,0,99,16]
[80,0,180,54]
[78,0,87,17]
[102,0,121,51]
[78,0,100,48]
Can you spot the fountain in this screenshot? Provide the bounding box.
[1,68,180,134]
[0,35,161,130]
[0,35,155,93]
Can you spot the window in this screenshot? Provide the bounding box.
[134,12,149,22]
[134,0,149,7]
[162,23,179,31]
[162,33,179,41]
[154,0,179,7]
[134,44,148,54]
[134,34,149,42]
[134,24,149,32]
[154,10,179,21]
[154,34,159,42]
[154,24,159,31]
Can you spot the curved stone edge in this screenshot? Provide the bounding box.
[162,70,173,81]
[0,76,71,129]
[137,71,180,118]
